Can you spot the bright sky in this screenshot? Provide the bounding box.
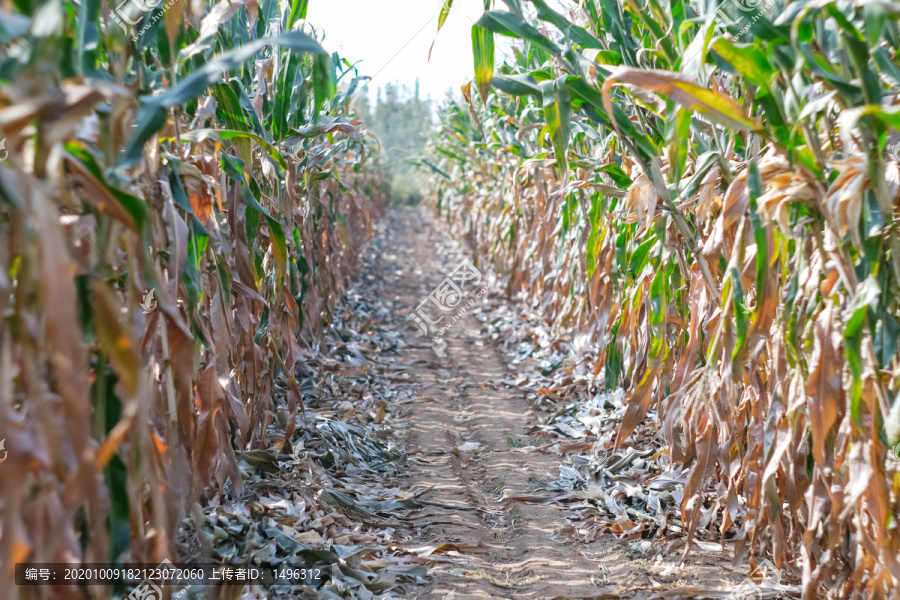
[306,0,496,102]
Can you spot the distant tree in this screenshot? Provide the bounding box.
[355,79,433,205]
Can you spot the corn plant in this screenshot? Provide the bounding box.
[0,0,387,590]
[428,0,900,596]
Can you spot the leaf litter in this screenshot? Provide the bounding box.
[448,279,804,599]
[174,219,500,600]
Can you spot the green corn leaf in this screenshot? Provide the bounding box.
[541,76,571,175]
[472,24,494,105]
[65,141,148,230]
[150,31,326,108]
[166,129,287,170]
[120,32,325,167]
[428,0,454,60]
[477,10,560,55]
[711,38,774,92]
[530,0,604,48]
[285,0,309,31]
[313,52,337,116]
[119,103,168,169]
[492,73,541,97]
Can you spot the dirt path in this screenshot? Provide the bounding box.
[399,336,616,600]
[175,211,765,600]
[181,207,752,599]
[365,209,659,599]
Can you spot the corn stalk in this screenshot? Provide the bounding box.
[428,0,900,596]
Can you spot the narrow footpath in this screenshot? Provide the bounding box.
[367,209,739,599]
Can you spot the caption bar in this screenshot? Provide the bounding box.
[15,563,325,586]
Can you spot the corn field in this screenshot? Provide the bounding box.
[427,0,900,598]
[3,0,900,597]
[0,0,387,591]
